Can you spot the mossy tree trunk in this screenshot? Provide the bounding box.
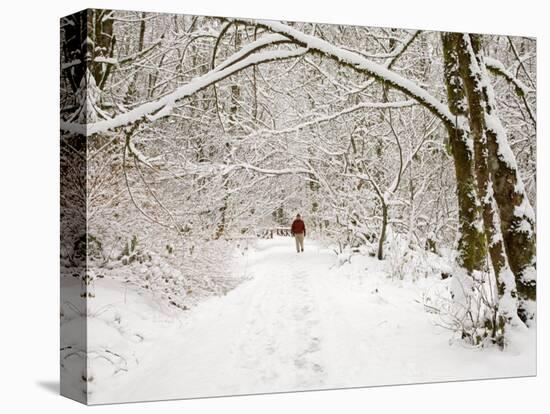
[454,33,519,329]
[441,33,487,274]
[468,35,536,323]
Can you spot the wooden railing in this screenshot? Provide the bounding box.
[258,227,292,238]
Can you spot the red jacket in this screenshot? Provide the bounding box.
[291,219,306,236]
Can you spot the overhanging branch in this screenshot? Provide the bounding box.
[235,19,461,131]
[61,46,308,135]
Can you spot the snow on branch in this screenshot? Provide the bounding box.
[187,161,314,177]
[257,100,417,137]
[61,45,308,135]
[386,31,421,69]
[214,33,292,72]
[484,57,533,96]
[484,56,536,126]
[127,139,154,169]
[118,40,162,65]
[236,19,460,130]
[229,163,314,177]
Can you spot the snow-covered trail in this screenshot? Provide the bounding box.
[94,237,535,404]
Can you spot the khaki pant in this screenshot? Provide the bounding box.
[294,233,305,252]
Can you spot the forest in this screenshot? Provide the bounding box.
[60,9,536,403]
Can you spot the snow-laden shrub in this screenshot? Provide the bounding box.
[422,266,507,347]
[92,237,245,310]
[386,230,409,280]
[386,229,437,281]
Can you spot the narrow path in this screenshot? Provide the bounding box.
[95,237,536,403]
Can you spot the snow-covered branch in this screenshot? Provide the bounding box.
[484,56,536,126]
[484,57,533,96]
[236,19,460,130]
[62,46,307,135]
[251,100,417,138]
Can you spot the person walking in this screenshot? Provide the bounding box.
[291,214,306,253]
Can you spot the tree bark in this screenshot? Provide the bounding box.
[455,33,520,328]
[377,201,388,260]
[469,35,536,323]
[441,33,487,274]
[215,25,243,239]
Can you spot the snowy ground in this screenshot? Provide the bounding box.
[88,237,536,404]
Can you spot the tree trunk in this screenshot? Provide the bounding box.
[469,35,536,324]
[89,9,115,90]
[215,25,243,240]
[455,33,520,328]
[377,201,388,260]
[441,33,487,274]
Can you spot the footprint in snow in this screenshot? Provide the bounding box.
[306,337,321,353]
